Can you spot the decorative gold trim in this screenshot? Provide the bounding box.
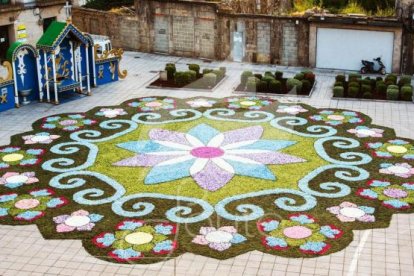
[0,61,13,83]
[94,46,128,79]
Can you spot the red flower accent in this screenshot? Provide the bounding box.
[153,240,178,255]
[92,232,112,248]
[14,211,45,222]
[261,236,288,251]
[115,219,145,230]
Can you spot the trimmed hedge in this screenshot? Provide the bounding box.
[333,86,344,97]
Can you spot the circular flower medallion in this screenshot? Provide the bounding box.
[258,214,343,255]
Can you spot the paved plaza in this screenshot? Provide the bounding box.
[0,52,413,276]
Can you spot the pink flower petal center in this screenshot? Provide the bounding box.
[15,199,40,210]
[283,226,312,239]
[191,147,224,159]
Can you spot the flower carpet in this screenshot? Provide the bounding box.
[0,96,413,264]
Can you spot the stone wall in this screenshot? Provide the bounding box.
[72,8,139,50]
[72,0,412,73]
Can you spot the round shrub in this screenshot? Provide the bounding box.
[377,82,387,95]
[174,72,190,86]
[304,72,316,83]
[254,73,263,80]
[241,71,253,86]
[187,70,197,82]
[275,71,283,80]
[294,73,305,81]
[212,70,224,81]
[349,73,361,82]
[257,80,268,93]
[333,86,344,98]
[386,88,399,100]
[336,75,346,83]
[362,92,373,99]
[398,75,412,87]
[361,78,371,86]
[262,75,276,84]
[385,74,397,85]
[287,78,303,93]
[269,80,282,94]
[202,73,217,88]
[165,64,176,80]
[302,79,312,92]
[188,64,200,75]
[347,87,359,98]
[388,84,398,90]
[401,86,413,101]
[361,84,372,94]
[203,69,213,75]
[349,82,360,88]
[376,77,384,81]
[334,81,344,87]
[246,77,259,92]
[264,71,274,77]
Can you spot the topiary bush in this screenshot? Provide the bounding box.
[333,86,344,98]
[241,71,253,86]
[202,73,217,88]
[264,71,274,77]
[401,86,413,101]
[287,78,303,93]
[349,73,361,82]
[348,82,360,89]
[361,78,371,86]
[262,75,276,84]
[386,88,399,100]
[188,64,200,76]
[246,77,259,92]
[376,81,387,95]
[302,79,312,92]
[257,80,268,93]
[165,64,176,81]
[385,74,397,85]
[362,92,373,99]
[203,69,213,75]
[336,75,346,83]
[187,70,197,82]
[398,75,412,87]
[269,80,282,94]
[174,72,190,86]
[212,70,224,82]
[254,73,263,80]
[334,81,344,87]
[361,84,372,94]
[348,87,359,98]
[303,72,316,83]
[294,73,305,81]
[275,71,283,80]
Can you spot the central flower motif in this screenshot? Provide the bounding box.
[114,124,305,191]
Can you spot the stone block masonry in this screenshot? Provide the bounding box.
[72,0,410,73]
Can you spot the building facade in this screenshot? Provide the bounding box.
[0,0,69,61]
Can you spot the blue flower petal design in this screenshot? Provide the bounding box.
[89,214,104,223]
[0,208,8,217]
[319,226,340,238]
[0,193,17,202]
[117,141,176,154]
[155,224,174,235]
[15,211,43,220]
[118,220,143,230]
[290,215,314,224]
[300,241,327,253]
[230,233,247,244]
[111,248,141,260]
[265,237,288,248]
[153,240,174,253]
[30,189,51,197]
[187,124,220,145]
[47,198,65,208]
[261,220,279,232]
[145,159,194,184]
[97,233,116,247]
[238,140,296,151]
[359,206,375,214]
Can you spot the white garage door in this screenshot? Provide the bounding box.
[316,28,394,72]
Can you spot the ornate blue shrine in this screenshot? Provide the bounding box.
[0,21,126,112]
